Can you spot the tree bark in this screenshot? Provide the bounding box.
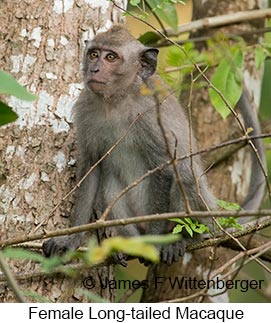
[141,0,266,302]
[0,0,126,302]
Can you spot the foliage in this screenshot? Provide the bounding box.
[2,234,179,275]
[128,0,271,119]
[0,70,36,127]
[217,199,242,211]
[2,248,72,275]
[84,234,179,265]
[170,217,209,237]
[217,199,243,229]
[128,0,186,31]
[209,48,243,119]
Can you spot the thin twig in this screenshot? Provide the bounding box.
[145,1,168,36]
[213,218,269,274]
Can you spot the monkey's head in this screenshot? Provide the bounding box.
[83,25,159,98]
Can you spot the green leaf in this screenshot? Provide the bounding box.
[3,248,44,263]
[192,224,209,234]
[170,0,186,4]
[147,0,178,31]
[217,199,243,229]
[255,46,267,70]
[218,217,243,230]
[170,217,186,225]
[85,235,179,265]
[138,31,163,45]
[2,247,71,274]
[0,101,18,126]
[264,18,271,44]
[130,0,141,5]
[184,224,193,237]
[138,234,179,245]
[0,70,36,101]
[170,217,209,236]
[40,256,64,273]
[209,49,243,119]
[217,199,242,211]
[172,224,184,234]
[85,237,159,265]
[167,46,184,67]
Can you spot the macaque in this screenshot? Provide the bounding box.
[43,25,264,266]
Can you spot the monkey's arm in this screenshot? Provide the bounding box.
[42,166,100,256]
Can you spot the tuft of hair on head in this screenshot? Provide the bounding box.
[93,24,137,46]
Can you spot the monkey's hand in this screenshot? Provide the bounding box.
[110,252,128,267]
[139,238,191,266]
[43,234,81,257]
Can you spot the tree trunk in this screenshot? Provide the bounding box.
[141,0,266,302]
[0,0,126,302]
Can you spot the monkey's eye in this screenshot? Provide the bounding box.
[106,53,117,62]
[89,51,99,60]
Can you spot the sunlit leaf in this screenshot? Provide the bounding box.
[147,0,178,31]
[218,217,243,230]
[85,234,179,265]
[172,224,184,234]
[209,49,243,119]
[217,199,242,211]
[0,70,36,101]
[138,31,163,45]
[184,224,193,237]
[170,217,209,236]
[130,0,141,5]
[3,248,44,262]
[255,46,267,69]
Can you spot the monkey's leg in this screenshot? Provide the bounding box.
[43,167,100,256]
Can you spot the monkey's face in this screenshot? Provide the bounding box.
[84,46,141,97]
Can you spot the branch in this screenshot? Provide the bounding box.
[1,210,271,248]
[187,216,271,253]
[165,9,271,37]
[1,223,270,284]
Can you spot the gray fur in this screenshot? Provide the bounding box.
[43,26,216,265]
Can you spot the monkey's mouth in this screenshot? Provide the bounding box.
[87,80,107,92]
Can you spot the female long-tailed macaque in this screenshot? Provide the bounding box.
[43,25,265,265]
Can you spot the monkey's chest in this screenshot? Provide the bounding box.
[95,124,152,210]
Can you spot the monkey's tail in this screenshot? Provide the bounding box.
[236,88,267,210]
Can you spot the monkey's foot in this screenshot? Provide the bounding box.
[160,240,187,265]
[43,235,80,257]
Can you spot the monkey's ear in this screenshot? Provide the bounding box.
[139,48,159,79]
